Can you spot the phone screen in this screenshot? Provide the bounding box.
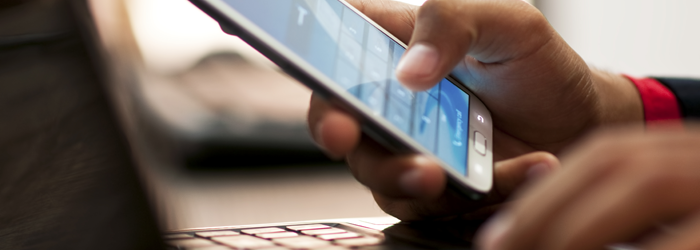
[223,0,470,176]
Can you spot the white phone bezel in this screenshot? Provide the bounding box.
[191,0,493,194]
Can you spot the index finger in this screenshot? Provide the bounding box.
[308,94,361,158]
[397,0,553,90]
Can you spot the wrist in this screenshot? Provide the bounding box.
[590,68,644,125]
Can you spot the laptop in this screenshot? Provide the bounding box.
[0,0,482,249]
[151,0,484,248]
[0,1,640,249]
[163,217,483,250]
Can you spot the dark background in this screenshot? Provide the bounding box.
[0,0,162,248]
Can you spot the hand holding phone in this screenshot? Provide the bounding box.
[191,0,495,198]
[306,0,598,221]
[190,0,601,221]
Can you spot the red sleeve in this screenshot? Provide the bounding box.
[623,75,682,122]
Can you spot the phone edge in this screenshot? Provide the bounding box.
[187,0,493,195]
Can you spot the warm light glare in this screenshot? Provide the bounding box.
[393,0,426,5]
[126,0,270,74]
[126,0,535,74]
[393,0,533,5]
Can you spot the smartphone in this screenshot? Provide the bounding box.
[189,0,493,198]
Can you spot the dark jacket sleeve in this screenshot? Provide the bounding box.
[654,78,700,119]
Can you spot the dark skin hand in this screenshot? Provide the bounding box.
[477,126,700,250]
[308,1,700,249]
[307,0,643,221]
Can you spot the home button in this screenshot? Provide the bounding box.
[474,131,487,155]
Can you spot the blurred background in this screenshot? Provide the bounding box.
[88,0,699,231]
[538,0,700,78]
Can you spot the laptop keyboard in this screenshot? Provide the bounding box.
[165,223,383,250]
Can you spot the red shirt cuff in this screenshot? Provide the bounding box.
[623,75,682,122]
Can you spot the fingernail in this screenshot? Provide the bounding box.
[314,123,342,160]
[396,43,439,80]
[399,156,430,197]
[526,162,551,181]
[315,121,326,149]
[400,168,423,197]
[478,213,514,250]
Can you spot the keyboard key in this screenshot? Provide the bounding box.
[411,92,439,153]
[386,98,412,133]
[187,246,233,250]
[241,227,286,234]
[389,80,415,106]
[363,53,389,84]
[338,34,362,68]
[300,228,346,235]
[313,247,350,250]
[164,233,194,239]
[335,237,382,247]
[273,236,331,249]
[366,28,390,62]
[212,235,275,249]
[257,232,299,239]
[341,13,366,46]
[167,238,218,248]
[196,231,240,237]
[317,232,360,240]
[607,244,641,250]
[286,224,330,231]
[358,82,387,116]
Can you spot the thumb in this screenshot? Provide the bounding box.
[395,0,549,90]
[493,151,560,198]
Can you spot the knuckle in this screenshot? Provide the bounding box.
[417,0,454,20]
[419,0,446,10]
[375,197,419,221]
[353,0,368,13]
[636,171,672,194]
[588,133,633,155]
[533,151,559,166]
[399,7,417,32]
[629,161,682,205]
[585,139,619,159]
[634,175,676,209]
[518,6,548,28]
[634,162,700,209]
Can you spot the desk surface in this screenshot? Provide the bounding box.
[139,158,387,230]
[85,0,388,232]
